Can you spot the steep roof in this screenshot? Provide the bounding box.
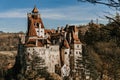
[62,39,70,49]
[72,31,79,41]
[73,26,78,32]
[72,31,81,44]
[27,18,37,37]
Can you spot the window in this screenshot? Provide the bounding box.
[79,52,82,55]
[37,23,39,27]
[76,52,78,54]
[77,45,79,48]
[65,52,67,54]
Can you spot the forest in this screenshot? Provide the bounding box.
[78,13,120,79]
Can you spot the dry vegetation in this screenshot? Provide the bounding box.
[0,33,20,51]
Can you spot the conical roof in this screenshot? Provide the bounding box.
[32,6,39,13]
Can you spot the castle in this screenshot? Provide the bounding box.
[18,6,89,80]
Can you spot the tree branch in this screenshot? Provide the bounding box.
[78,0,120,7]
[105,15,120,26]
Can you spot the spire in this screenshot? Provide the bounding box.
[32,5,39,13]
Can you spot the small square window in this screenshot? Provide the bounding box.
[76,52,78,54]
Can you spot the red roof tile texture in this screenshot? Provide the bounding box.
[27,18,37,37]
[72,31,81,44]
[25,39,44,47]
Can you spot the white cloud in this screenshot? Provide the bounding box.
[40,6,97,21]
[0,5,112,23]
[0,8,31,18]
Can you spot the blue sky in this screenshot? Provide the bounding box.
[0,0,116,32]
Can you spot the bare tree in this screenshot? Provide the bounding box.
[78,0,120,8]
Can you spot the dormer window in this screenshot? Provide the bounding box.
[37,23,39,27]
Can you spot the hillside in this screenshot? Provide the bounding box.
[0,33,23,51]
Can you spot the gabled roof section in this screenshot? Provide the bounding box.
[62,39,70,49]
[32,6,39,13]
[72,31,79,41]
[73,26,78,32]
[72,31,81,44]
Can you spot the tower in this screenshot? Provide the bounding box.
[61,39,70,66]
[23,6,46,72]
[22,6,61,74]
[27,6,45,39]
[70,26,83,79]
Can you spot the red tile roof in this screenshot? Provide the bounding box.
[72,31,79,41]
[45,29,56,34]
[38,40,43,47]
[63,39,70,49]
[27,18,37,37]
[25,39,44,47]
[33,18,44,28]
[25,44,36,47]
[72,31,81,44]
[73,26,78,32]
